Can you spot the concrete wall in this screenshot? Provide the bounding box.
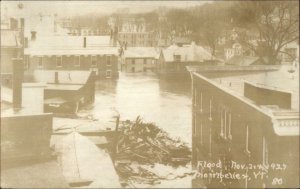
[25,54,119,79]
[1,48,18,74]
[22,84,45,113]
[244,82,292,109]
[1,113,53,161]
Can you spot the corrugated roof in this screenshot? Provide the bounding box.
[123,47,159,58]
[162,43,215,62]
[34,70,92,85]
[1,30,21,47]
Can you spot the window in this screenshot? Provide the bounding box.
[56,56,62,68]
[209,98,213,121]
[106,56,112,66]
[132,59,135,64]
[38,57,43,68]
[245,125,251,156]
[200,93,203,112]
[200,122,203,145]
[91,56,97,67]
[208,127,212,156]
[193,117,197,137]
[193,88,197,106]
[220,107,232,140]
[24,55,29,70]
[106,70,112,78]
[74,56,80,67]
[174,55,181,62]
[262,136,268,166]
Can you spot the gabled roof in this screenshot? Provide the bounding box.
[34,70,92,85]
[162,43,216,62]
[1,30,21,47]
[123,47,159,59]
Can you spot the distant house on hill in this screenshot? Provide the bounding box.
[280,41,299,64]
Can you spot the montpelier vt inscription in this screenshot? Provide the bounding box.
[193,160,287,186]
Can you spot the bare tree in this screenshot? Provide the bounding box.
[234,1,299,64]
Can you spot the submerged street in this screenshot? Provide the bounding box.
[79,72,192,145]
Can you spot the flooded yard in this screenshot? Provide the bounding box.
[80,72,192,145]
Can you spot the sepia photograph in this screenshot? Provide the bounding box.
[0,0,299,188]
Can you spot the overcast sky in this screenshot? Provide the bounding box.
[2,1,208,18]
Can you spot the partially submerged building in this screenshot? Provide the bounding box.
[188,65,299,188]
[33,70,95,114]
[121,47,159,72]
[158,42,219,77]
[1,18,24,87]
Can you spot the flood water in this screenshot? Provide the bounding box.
[84,72,192,145]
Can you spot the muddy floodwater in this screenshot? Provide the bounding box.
[80,72,192,145]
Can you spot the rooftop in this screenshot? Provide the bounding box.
[189,64,299,136]
[34,70,92,85]
[200,65,299,111]
[25,35,119,56]
[225,55,266,66]
[1,30,21,47]
[162,43,217,62]
[1,159,68,188]
[1,83,46,116]
[123,47,159,59]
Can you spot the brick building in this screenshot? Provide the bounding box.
[1,18,24,87]
[188,66,299,188]
[24,35,120,79]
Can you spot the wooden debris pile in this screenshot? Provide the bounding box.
[115,116,191,165]
[114,116,192,187]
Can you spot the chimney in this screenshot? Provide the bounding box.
[113,26,118,47]
[20,18,25,57]
[54,71,59,84]
[83,37,86,48]
[10,18,18,30]
[12,58,23,110]
[31,31,36,41]
[20,18,24,30]
[24,37,28,48]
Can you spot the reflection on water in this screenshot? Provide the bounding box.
[85,72,192,145]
